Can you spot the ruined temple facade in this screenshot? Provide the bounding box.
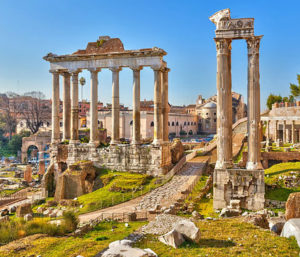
[210,9,265,211]
[43,36,172,186]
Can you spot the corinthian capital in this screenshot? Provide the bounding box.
[247,36,263,55]
[214,38,232,55]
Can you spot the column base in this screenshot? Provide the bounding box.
[152,139,162,146]
[51,139,60,144]
[246,161,263,170]
[131,140,141,145]
[69,140,80,145]
[215,160,233,169]
[89,141,99,146]
[110,140,120,145]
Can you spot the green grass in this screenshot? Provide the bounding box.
[234,145,246,163]
[134,218,300,257]
[0,211,78,246]
[265,162,300,201]
[184,175,218,218]
[77,169,165,214]
[0,221,145,257]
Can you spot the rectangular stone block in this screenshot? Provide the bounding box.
[213,168,265,211]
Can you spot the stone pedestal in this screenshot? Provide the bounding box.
[213,168,265,211]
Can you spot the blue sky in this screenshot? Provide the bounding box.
[0,0,299,110]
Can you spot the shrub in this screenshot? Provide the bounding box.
[62,211,79,232]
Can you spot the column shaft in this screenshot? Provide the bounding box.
[89,69,100,145]
[51,71,60,143]
[62,72,71,141]
[266,120,270,143]
[283,120,286,143]
[246,36,263,170]
[132,67,142,144]
[214,38,232,169]
[111,67,121,145]
[153,67,163,145]
[162,68,170,142]
[292,120,295,144]
[70,71,79,143]
[275,120,278,141]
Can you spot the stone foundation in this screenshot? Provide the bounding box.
[51,142,172,177]
[213,168,265,211]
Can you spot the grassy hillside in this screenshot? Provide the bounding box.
[265,162,300,201]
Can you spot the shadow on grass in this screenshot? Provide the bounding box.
[179,239,236,249]
[265,187,298,201]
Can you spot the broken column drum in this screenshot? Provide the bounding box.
[210,9,265,210]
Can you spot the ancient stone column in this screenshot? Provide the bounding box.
[152,66,163,145]
[131,66,142,145]
[275,120,278,142]
[70,71,80,143]
[62,72,71,141]
[162,68,170,142]
[89,68,100,145]
[266,120,270,144]
[110,67,122,145]
[292,120,295,144]
[50,70,60,144]
[246,36,263,170]
[283,120,286,143]
[214,38,232,169]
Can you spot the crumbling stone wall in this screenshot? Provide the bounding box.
[54,161,96,201]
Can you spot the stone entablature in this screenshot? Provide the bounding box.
[210,8,254,39]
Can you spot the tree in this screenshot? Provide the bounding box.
[290,74,300,98]
[0,94,17,140]
[266,94,282,110]
[17,91,51,134]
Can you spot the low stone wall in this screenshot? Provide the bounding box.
[265,199,286,209]
[213,168,265,211]
[242,151,300,168]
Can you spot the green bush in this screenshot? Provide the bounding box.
[62,211,79,232]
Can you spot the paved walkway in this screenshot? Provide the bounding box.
[79,158,207,223]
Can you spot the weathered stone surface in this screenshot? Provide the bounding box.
[102,238,157,257]
[213,169,265,211]
[268,217,285,235]
[174,220,201,243]
[244,213,269,229]
[24,213,33,221]
[285,192,300,221]
[158,229,185,248]
[170,139,184,164]
[220,208,241,217]
[16,203,33,218]
[54,161,96,201]
[24,165,32,183]
[281,218,300,247]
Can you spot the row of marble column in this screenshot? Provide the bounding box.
[266,120,299,144]
[215,36,262,170]
[50,66,169,146]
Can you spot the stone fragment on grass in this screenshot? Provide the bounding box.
[281,218,300,247]
[158,229,185,248]
[24,214,33,221]
[285,192,300,221]
[174,219,201,243]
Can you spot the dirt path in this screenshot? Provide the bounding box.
[79,158,207,223]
